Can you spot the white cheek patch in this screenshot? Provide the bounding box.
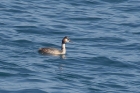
[65,39,68,42]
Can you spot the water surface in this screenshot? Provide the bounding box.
[0,0,140,93]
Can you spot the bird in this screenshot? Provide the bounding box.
[38,36,70,55]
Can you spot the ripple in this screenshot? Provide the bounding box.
[14,26,37,29]
[116,5,140,12]
[119,23,140,28]
[101,0,128,3]
[2,8,28,14]
[20,78,46,83]
[0,22,6,25]
[0,72,15,77]
[13,39,32,44]
[11,89,47,93]
[124,43,140,50]
[14,26,52,36]
[68,17,102,21]
[93,37,127,43]
[89,56,138,69]
[82,0,103,5]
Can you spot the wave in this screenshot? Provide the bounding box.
[0,89,47,93]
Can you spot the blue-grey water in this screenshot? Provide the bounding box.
[0,0,140,93]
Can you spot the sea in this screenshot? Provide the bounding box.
[0,0,140,93]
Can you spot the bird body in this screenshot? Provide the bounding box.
[38,36,70,55]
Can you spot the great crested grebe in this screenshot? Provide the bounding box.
[38,36,70,55]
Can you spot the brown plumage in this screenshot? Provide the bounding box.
[38,36,70,55]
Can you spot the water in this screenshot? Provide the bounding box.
[0,0,140,93]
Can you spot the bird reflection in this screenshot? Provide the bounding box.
[60,54,66,59]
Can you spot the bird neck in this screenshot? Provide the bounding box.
[61,43,66,54]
